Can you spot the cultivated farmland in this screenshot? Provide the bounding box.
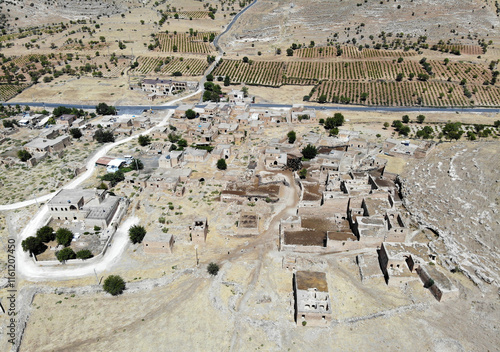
[295,46,418,59]
[131,57,208,76]
[0,84,29,101]
[155,32,218,54]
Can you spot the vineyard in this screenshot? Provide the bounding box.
[212,60,284,86]
[165,11,210,19]
[294,46,418,59]
[131,57,208,76]
[156,32,218,54]
[310,81,500,107]
[89,56,130,77]
[0,84,29,101]
[212,58,500,107]
[434,44,484,55]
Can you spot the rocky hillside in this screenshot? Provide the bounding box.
[401,141,500,291]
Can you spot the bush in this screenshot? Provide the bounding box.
[76,249,93,259]
[424,278,435,288]
[416,115,426,124]
[207,262,219,276]
[57,247,76,262]
[69,128,82,139]
[36,226,55,243]
[129,225,147,244]
[287,130,296,144]
[217,158,227,170]
[103,275,126,295]
[299,168,307,179]
[56,228,74,247]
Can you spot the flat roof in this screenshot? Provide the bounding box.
[284,230,325,247]
[295,271,328,292]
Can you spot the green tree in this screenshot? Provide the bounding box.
[383,122,390,129]
[69,128,82,139]
[206,73,214,81]
[76,249,94,259]
[223,76,230,86]
[217,158,227,170]
[129,225,147,244]
[95,102,116,115]
[301,144,317,160]
[57,247,76,262]
[286,48,293,56]
[416,115,426,124]
[324,113,344,129]
[94,129,115,143]
[185,109,197,119]
[207,262,219,276]
[21,236,47,256]
[392,120,403,131]
[56,228,74,247]
[287,130,296,144]
[138,135,152,146]
[130,158,144,170]
[318,94,327,103]
[242,56,249,63]
[399,126,411,136]
[102,170,125,187]
[402,115,410,123]
[36,226,55,243]
[103,275,126,295]
[17,149,32,162]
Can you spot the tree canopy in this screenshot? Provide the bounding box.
[56,228,74,247]
[217,158,227,170]
[103,275,126,296]
[69,128,82,139]
[287,130,296,144]
[185,109,197,119]
[324,113,344,129]
[21,236,47,256]
[301,144,318,160]
[94,129,115,143]
[96,102,117,115]
[17,150,32,162]
[57,247,76,262]
[36,226,55,243]
[138,135,152,146]
[129,225,147,244]
[207,262,220,276]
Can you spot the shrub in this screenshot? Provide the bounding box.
[103,275,126,295]
[207,262,219,276]
[138,135,151,146]
[287,130,296,144]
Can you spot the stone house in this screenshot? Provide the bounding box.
[24,135,71,154]
[190,218,208,244]
[143,232,174,254]
[294,271,332,326]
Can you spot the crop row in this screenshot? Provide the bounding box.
[156,32,217,54]
[294,46,417,59]
[212,60,283,86]
[131,57,207,76]
[0,84,29,101]
[435,44,483,55]
[311,81,500,107]
[165,11,210,19]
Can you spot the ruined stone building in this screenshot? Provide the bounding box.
[143,232,174,254]
[294,271,332,326]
